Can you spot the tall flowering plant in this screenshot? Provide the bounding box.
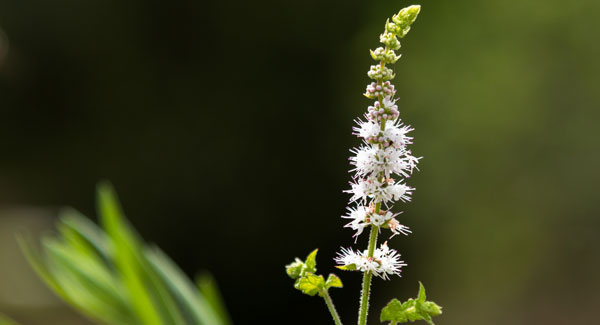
[285,5,442,325]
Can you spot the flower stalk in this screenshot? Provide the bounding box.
[358,225,379,325]
[342,6,422,324]
[322,289,343,325]
[286,5,442,325]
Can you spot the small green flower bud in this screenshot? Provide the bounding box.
[367,65,395,81]
[370,47,401,64]
[390,5,421,38]
[393,5,421,25]
[380,32,401,50]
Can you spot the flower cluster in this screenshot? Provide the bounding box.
[335,242,407,280]
[364,81,395,99]
[368,65,395,81]
[336,5,422,280]
[370,47,401,64]
[342,205,412,240]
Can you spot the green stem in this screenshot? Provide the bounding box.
[358,221,380,325]
[322,289,343,325]
[357,43,391,325]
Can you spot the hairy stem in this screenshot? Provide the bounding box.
[322,289,343,325]
[358,42,391,325]
[358,221,380,325]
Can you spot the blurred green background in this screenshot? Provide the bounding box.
[1,0,599,324]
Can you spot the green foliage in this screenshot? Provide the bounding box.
[18,182,231,325]
[325,274,343,289]
[380,282,442,325]
[196,272,232,325]
[285,249,318,280]
[305,249,318,273]
[335,263,357,271]
[294,274,326,296]
[285,249,342,297]
[285,258,305,279]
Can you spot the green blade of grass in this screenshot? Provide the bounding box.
[16,234,72,303]
[145,246,224,325]
[97,182,163,325]
[98,182,190,325]
[137,253,189,324]
[58,208,113,264]
[20,182,227,325]
[42,237,133,321]
[42,237,132,324]
[196,272,232,325]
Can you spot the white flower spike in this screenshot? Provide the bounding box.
[286,7,443,325]
[338,3,422,288]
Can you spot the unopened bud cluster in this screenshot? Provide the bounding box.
[370,48,401,64]
[380,33,401,50]
[364,81,396,99]
[367,98,400,121]
[387,6,421,38]
[368,65,395,81]
[336,5,422,280]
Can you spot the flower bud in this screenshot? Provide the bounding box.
[390,5,421,38]
[370,47,401,64]
[380,32,401,50]
[367,65,395,81]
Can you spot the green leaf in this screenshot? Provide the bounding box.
[421,301,442,318]
[403,300,419,322]
[97,182,164,325]
[285,248,319,280]
[335,263,357,271]
[64,187,186,325]
[285,258,304,279]
[381,299,407,323]
[58,208,112,263]
[370,49,378,60]
[145,246,225,325]
[17,234,71,303]
[42,237,133,324]
[136,249,188,325]
[42,237,128,308]
[304,249,318,273]
[294,274,325,296]
[19,183,232,325]
[414,283,442,324]
[18,234,123,324]
[380,282,442,325]
[417,281,426,304]
[196,272,232,325]
[325,274,343,289]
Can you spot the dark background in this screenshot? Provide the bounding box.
[1,0,599,324]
